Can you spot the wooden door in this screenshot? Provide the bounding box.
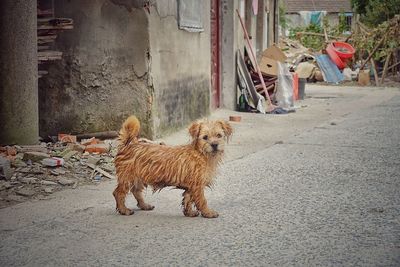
[210,0,220,108]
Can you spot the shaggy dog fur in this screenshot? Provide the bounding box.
[113,116,233,218]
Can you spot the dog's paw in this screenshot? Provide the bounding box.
[138,203,155,211]
[117,208,134,215]
[184,210,200,217]
[201,210,219,218]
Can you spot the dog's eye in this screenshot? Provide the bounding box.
[202,135,208,140]
[217,133,222,138]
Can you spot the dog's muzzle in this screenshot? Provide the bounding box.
[211,143,218,151]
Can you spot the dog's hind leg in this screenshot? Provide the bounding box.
[131,182,155,211]
[182,190,199,217]
[113,182,134,215]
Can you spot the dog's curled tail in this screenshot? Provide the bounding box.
[119,116,140,145]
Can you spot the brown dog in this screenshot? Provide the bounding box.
[113,116,233,218]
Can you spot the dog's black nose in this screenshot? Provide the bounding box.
[211,144,218,151]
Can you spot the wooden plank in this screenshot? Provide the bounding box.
[38,45,50,50]
[38,50,63,61]
[76,131,119,140]
[38,35,57,45]
[86,163,115,179]
[38,70,49,77]
[380,52,392,84]
[38,25,73,30]
[237,49,261,109]
[370,58,379,86]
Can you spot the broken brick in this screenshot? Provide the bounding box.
[6,146,17,156]
[58,134,77,143]
[85,144,110,154]
[81,137,98,146]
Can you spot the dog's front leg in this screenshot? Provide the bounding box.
[182,190,199,217]
[191,187,219,218]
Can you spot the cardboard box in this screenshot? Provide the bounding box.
[259,56,278,76]
[358,71,370,86]
[262,44,287,63]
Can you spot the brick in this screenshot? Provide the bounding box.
[85,144,110,154]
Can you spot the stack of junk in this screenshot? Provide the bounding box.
[236,43,307,114]
[280,38,357,86]
[235,13,361,115]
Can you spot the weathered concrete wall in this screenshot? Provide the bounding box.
[39,0,153,137]
[147,1,211,137]
[0,0,38,145]
[221,0,243,110]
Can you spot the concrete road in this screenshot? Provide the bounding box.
[1,85,399,266]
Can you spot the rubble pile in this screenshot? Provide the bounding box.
[277,15,400,87]
[0,136,118,208]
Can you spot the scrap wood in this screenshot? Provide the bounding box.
[237,50,261,111]
[38,50,63,61]
[236,9,277,112]
[76,131,118,141]
[370,59,380,86]
[37,35,57,43]
[323,28,329,42]
[357,21,370,34]
[38,24,73,30]
[379,60,400,75]
[296,32,341,40]
[38,18,73,26]
[380,51,393,84]
[86,163,115,179]
[255,84,275,94]
[37,9,53,17]
[360,34,387,70]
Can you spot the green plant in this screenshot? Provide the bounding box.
[338,11,349,33]
[279,1,290,30]
[351,0,400,27]
[289,23,325,51]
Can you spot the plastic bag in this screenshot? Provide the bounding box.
[275,62,294,108]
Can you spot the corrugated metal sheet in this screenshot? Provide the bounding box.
[315,54,344,84]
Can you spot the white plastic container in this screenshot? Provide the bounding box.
[42,157,64,167]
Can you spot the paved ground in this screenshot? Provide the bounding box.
[1,85,399,266]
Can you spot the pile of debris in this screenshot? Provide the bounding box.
[352,15,400,86]
[0,134,117,208]
[279,15,400,87]
[236,43,307,114]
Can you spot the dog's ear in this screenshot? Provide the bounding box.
[188,121,201,139]
[217,120,233,139]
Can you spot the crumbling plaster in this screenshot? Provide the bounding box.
[39,0,153,137]
[39,0,212,139]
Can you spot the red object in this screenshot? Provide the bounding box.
[326,42,355,70]
[331,42,355,59]
[292,73,299,100]
[58,133,77,143]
